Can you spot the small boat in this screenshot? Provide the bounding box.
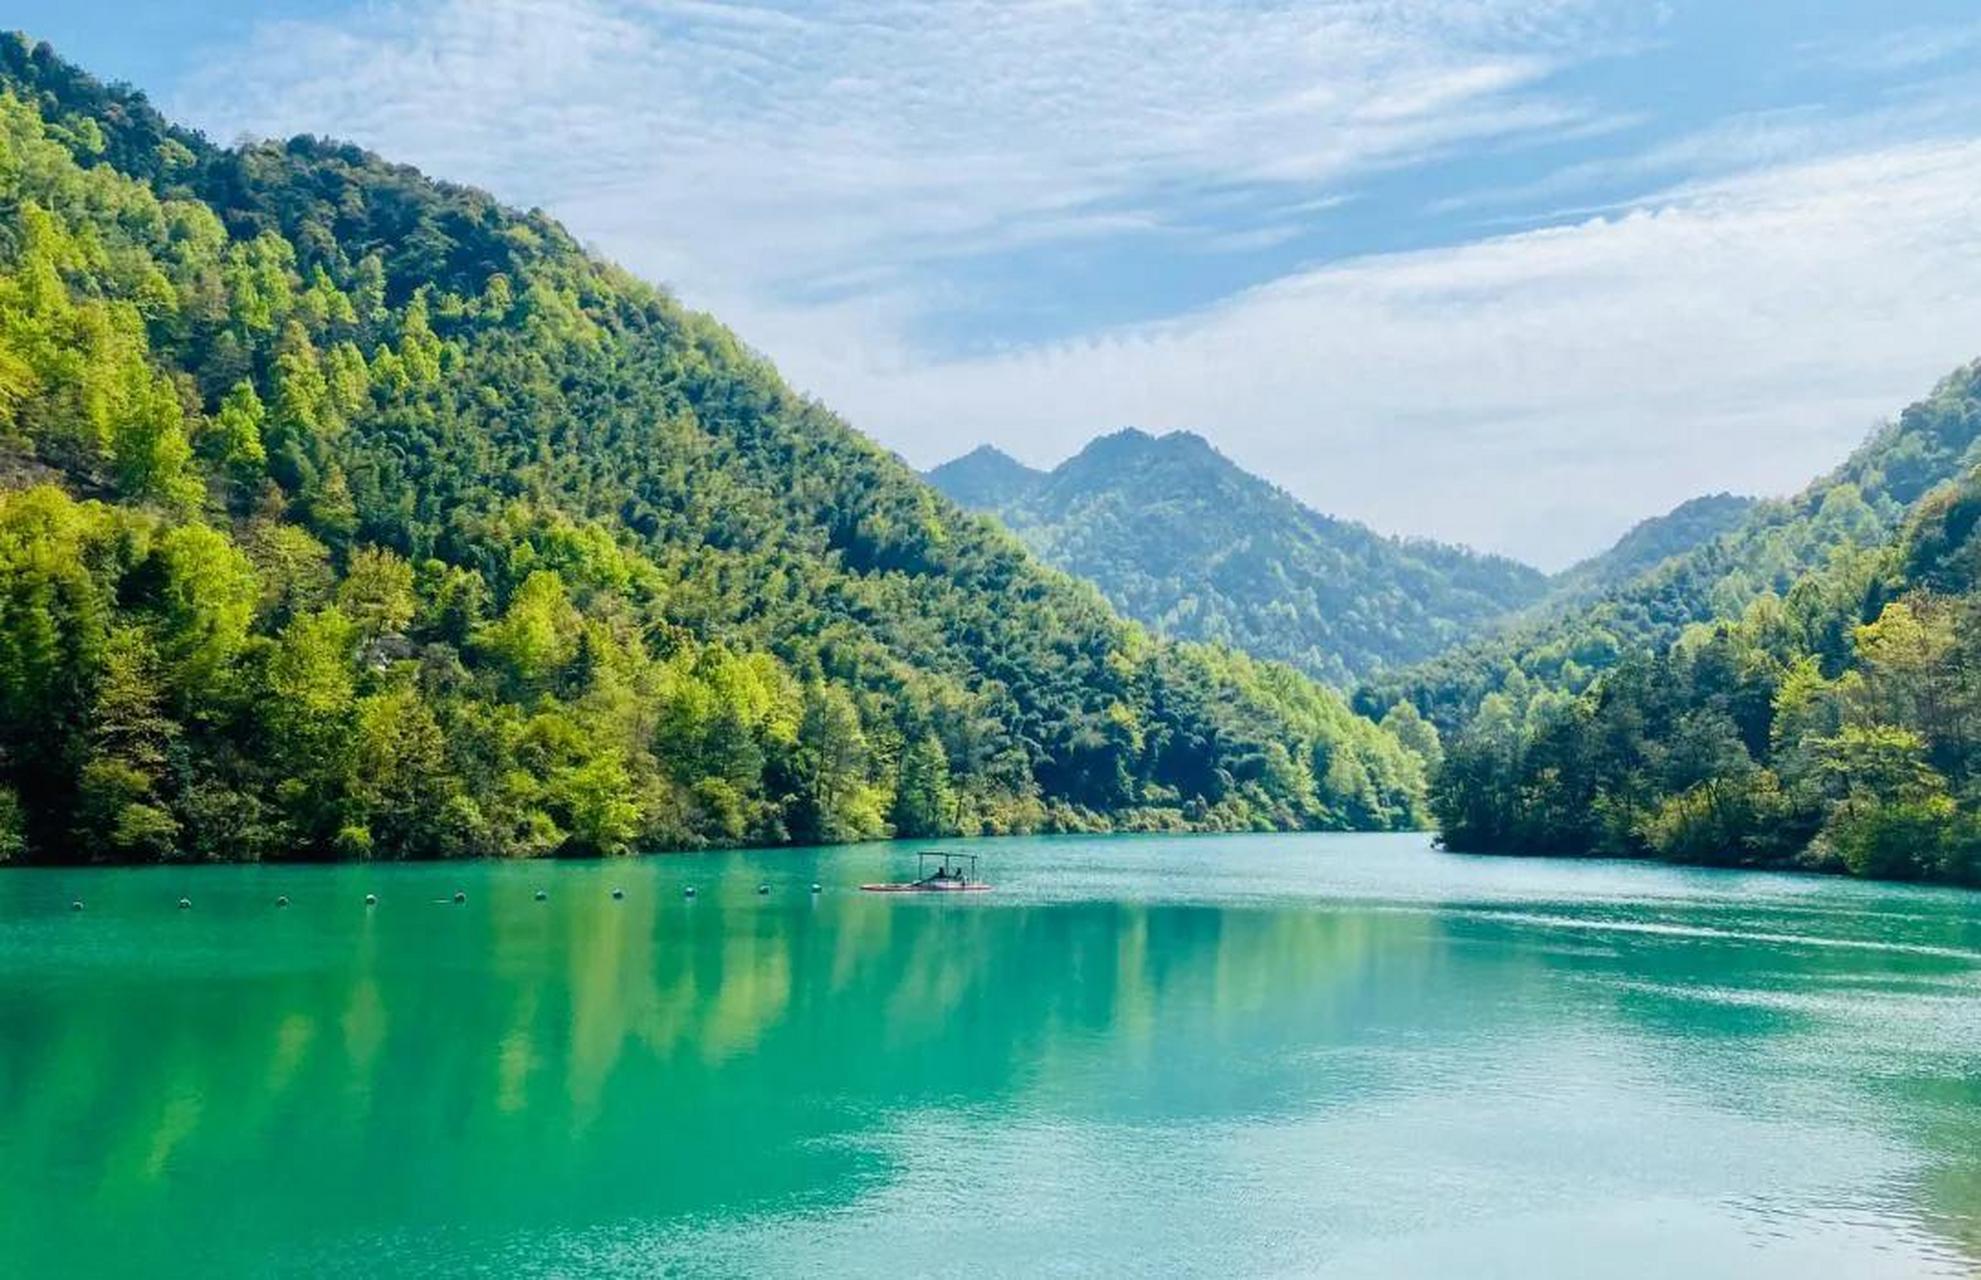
[861,852,991,893]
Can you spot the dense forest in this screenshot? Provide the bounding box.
[1429,462,1981,884]
[928,428,1553,686]
[0,38,1431,865]
[1381,365,1981,885]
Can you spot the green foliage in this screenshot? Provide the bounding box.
[1380,700,1442,775]
[930,430,1552,686]
[1429,461,1981,886]
[891,733,955,838]
[200,380,268,490]
[151,523,258,704]
[790,682,887,845]
[475,570,580,687]
[0,783,22,861]
[0,44,1427,863]
[338,545,415,640]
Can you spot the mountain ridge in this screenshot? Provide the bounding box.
[928,427,1753,688]
[923,443,1042,510]
[1547,492,1758,604]
[0,35,1426,864]
[1359,360,1981,735]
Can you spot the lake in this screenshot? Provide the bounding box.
[1,833,1977,1277]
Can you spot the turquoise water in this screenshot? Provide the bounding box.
[1,833,1977,1277]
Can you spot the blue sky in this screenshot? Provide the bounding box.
[16,1,1981,566]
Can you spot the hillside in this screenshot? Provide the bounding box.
[1546,492,1756,604]
[1432,459,1981,885]
[1357,363,1981,736]
[0,37,1428,864]
[928,428,1551,686]
[925,444,1042,510]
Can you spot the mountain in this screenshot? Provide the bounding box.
[1374,360,1981,885]
[1431,454,1981,885]
[928,428,1552,686]
[0,37,1428,865]
[924,445,1043,510]
[1358,363,1981,737]
[1546,492,1756,604]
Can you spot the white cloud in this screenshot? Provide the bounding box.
[776,142,1981,568]
[179,0,1624,312]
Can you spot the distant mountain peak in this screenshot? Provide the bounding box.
[954,443,1021,464]
[1083,426,1215,454]
[925,442,1045,509]
[928,425,1552,685]
[1062,428,1234,486]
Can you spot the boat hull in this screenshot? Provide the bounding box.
[858,882,993,893]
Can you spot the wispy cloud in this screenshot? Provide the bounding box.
[180,0,1630,317]
[1431,81,1981,223]
[1801,21,1981,75]
[777,141,1981,567]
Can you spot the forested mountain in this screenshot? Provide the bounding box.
[928,428,1552,686]
[1431,459,1981,885]
[1357,365,1981,737]
[924,445,1042,511]
[1368,361,1981,885]
[1546,493,1756,605]
[0,38,1429,865]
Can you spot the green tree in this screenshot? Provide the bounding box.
[476,570,580,687]
[75,628,180,860]
[791,683,883,844]
[152,522,258,705]
[200,380,268,491]
[1381,701,1443,774]
[339,545,416,642]
[0,785,24,862]
[892,733,954,837]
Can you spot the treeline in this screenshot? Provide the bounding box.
[1397,372,1981,886]
[0,39,1426,864]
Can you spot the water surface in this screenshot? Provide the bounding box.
[2,834,1977,1276]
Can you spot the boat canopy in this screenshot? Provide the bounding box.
[859,851,991,893]
[918,851,978,882]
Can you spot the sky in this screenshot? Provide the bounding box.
[14,1,1981,569]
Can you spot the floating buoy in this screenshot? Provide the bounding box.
[70,900,83,912]
[534,889,548,901]
[364,893,378,907]
[757,883,770,895]
[453,891,466,904]
[611,887,625,900]
[683,886,696,898]
[810,883,822,894]
[178,897,192,910]
[276,895,289,908]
